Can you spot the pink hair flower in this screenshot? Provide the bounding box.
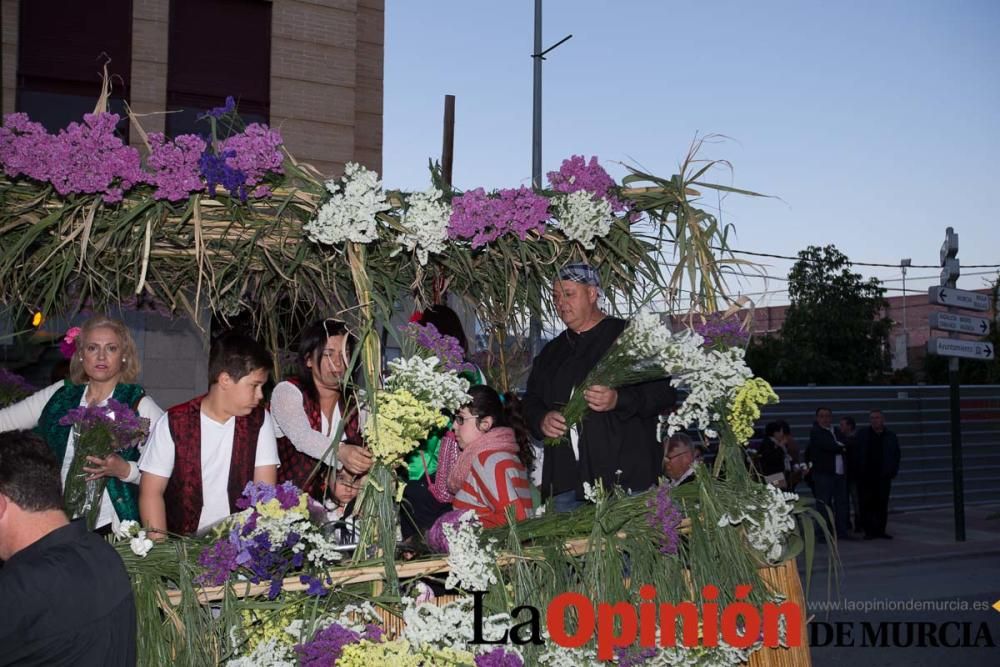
[60,326,82,359]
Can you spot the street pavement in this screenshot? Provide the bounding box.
[799,503,1000,667]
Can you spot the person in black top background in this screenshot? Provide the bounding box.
[854,409,901,540]
[522,264,674,512]
[0,430,136,666]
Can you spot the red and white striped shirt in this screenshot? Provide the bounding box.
[453,449,532,528]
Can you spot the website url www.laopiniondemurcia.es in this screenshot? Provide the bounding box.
[807,598,994,614]
[469,584,801,661]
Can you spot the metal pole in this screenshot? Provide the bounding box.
[949,356,966,541]
[531,0,542,189]
[441,94,455,188]
[528,0,544,356]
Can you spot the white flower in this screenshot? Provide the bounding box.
[129,531,154,557]
[718,484,798,563]
[386,355,470,412]
[553,190,614,249]
[305,162,392,246]
[396,187,451,265]
[660,333,753,437]
[443,511,498,591]
[226,639,296,667]
[115,519,140,540]
[401,596,510,650]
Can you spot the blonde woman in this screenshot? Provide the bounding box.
[0,315,163,533]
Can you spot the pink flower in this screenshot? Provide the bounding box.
[60,327,82,359]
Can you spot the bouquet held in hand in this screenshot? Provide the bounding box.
[545,313,670,446]
[57,399,150,528]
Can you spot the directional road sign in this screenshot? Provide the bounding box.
[928,286,992,312]
[927,337,995,361]
[930,312,992,336]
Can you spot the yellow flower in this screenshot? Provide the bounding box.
[32,311,44,327]
[727,377,779,444]
[239,606,300,653]
[337,639,422,666]
[363,389,448,463]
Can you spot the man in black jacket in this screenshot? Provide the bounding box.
[854,409,901,539]
[0,430,137,666]
[522,264,674,512]
[807,407,851,539]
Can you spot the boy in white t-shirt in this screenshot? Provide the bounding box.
[139,334,280,537]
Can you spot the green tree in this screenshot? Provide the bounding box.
[746,245,892,384]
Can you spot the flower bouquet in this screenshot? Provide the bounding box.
[197,481,345,599]
[57,399,150,529]
[544,312,670,446]
[0,367,35,408]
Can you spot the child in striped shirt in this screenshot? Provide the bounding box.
[446,385,535,528]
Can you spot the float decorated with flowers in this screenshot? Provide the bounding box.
[0,91,830,666]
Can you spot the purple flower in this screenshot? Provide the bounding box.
[145,132,207,202]
[692,314,750,350]
[1,112,143,203]
[615,646,659,666]
[645,484,683,556]
[57,400,149,451]
[275,480,301,509]
[295,621,383,667]
[547,154,631,216]
[399,322,474,372]
[219,123,284,186]
[448,186,549,248]
[197,540,240,585]
[199,96,236,120]
[236,481,278,509]
[300,574,329,598]
[0,368,36,408]
[475,648,525,667]
[199,149,247,202]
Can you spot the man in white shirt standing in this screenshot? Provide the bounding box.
[139,333,279,537]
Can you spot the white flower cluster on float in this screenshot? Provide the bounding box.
[622,311,674,359]
[644,641,756,667]
[385,355,471,412]
[115,519,153,557]
[395,187,451,265]
[537,640,601,666]
[553,189,614,249]
[659,331,753,438]
[443,510,499,591]
[305,162,391,245]
[225,639,295,667]
[718,484,798,563]
[401,596,511,651]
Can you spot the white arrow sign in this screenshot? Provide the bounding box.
[928,337,995,361]
[930,312,992,336]
[928,286,992,312]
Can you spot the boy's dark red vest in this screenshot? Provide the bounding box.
[275,378,361,500]
[163,395,264,536]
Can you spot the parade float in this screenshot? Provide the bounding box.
[0,91,830,666]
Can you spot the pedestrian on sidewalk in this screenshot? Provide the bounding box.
[855,409,901,540]
[808,407,852,540]
[839,415,863,534]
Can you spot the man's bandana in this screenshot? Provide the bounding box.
[557,263,602,288]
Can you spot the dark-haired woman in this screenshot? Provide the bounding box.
[447,385,534,528]
[270,319,371,500]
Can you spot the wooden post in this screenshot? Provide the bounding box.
[441,95,455,188]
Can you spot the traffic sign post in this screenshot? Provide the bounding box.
[927,337,995,360]
[928,312,991,336]
[925,227,997,542]
[928,286,991,312]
